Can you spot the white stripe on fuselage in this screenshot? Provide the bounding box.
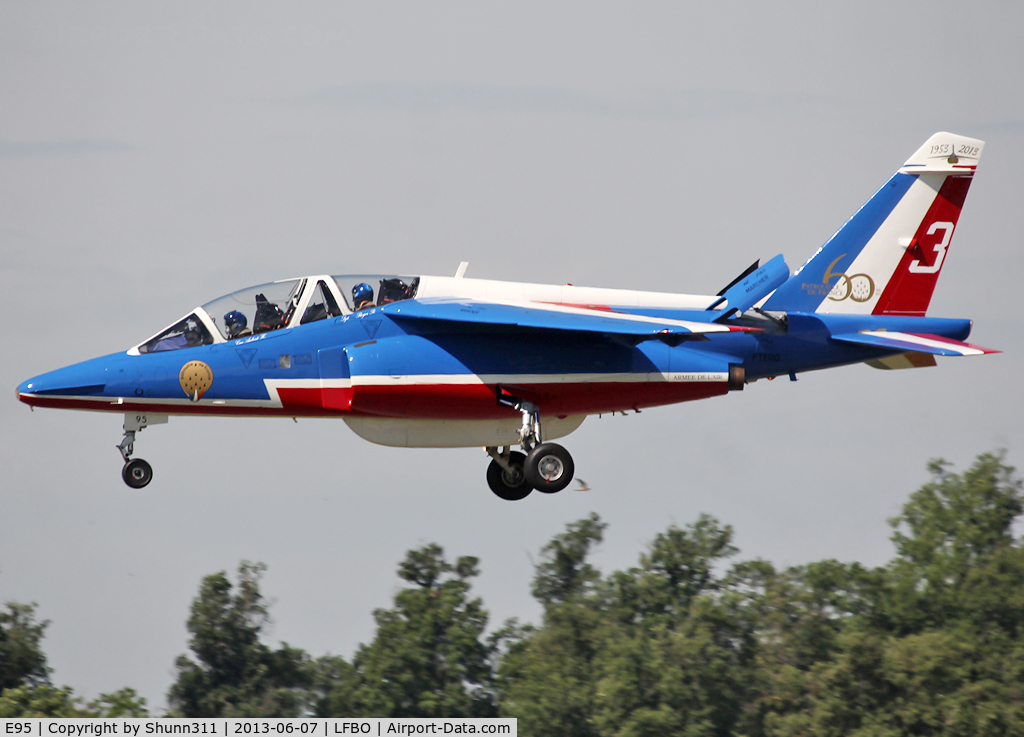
[417,276,717,310]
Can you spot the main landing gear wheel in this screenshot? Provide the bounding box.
[122,458,153,489]
[486,391,578,498]
[525,442,574,493]
[487,451,532,501]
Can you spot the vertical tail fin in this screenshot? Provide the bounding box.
[762,132,984,316]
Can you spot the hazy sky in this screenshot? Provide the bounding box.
[2,2,1022,712]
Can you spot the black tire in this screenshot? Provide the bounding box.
[486,451,532,501]
[122,458,153,489]
[525,443,574,493]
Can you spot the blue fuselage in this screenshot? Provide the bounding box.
[18,307,974,421]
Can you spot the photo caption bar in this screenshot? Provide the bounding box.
[0,720,515,736]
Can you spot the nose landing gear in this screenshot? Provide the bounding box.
[116,413,167,489]
[486,392,575,500]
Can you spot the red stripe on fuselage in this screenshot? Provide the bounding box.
[292,380,730,418]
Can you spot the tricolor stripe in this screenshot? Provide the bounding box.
[831,331,999,357]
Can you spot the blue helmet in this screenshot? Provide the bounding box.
[352,282,374,306]
[224,310,247,336]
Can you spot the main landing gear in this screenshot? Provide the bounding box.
[116,413,167,489]
[485,395,576,501]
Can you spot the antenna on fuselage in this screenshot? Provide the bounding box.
[455,262,469,278]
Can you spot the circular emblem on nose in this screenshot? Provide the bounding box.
[179,361,214,401]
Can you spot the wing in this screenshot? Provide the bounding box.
[383,298,759,341]
[832,331,999,356]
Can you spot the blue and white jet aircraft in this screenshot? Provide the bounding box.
[18,132,998,500]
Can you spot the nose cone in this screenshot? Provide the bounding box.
[19,368,104,397]
[17,352,127,409]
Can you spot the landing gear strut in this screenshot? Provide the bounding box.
[116,413,167,489]
[485,391,575,500]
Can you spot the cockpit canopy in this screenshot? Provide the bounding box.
[138,313,214,354]
[133,274,419,354]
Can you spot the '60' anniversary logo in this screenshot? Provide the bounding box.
[823,255,875,303]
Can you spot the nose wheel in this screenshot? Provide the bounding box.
[122,458,153,489]
[486,391,576,500]
[115,413,167,489]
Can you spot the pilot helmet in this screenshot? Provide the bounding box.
[224,310,247,336]
[352,282,374,306]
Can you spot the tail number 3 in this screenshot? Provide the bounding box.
[909,221,953,274]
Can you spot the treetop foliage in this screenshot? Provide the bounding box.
[531,512,607,607]
[0,602,50,693]
[322,543,495,718]
[0,597,149,717]
[168,561,313,717]
[885,451,1024,636]
[5,450,1023,732]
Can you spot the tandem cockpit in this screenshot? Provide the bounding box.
[132,274,420,354]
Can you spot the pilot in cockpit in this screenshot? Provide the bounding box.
[352,283,375,311]
[224,310,252,340]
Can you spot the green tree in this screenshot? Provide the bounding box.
[759,452,1024,736]
[605,514,737,629]
[322,544,495,718]
[0,685,149,718]
[0,598,148,718]
[0,685,91,717]
[499,514,608,737]
[309,655,359,718]
[531,513,608,607]
[595,516,757,737]
[0,602,50,692]
[87,688,150,718]
[501,455,1024,736]
[885,451,1024,634]
[168,562,313,717]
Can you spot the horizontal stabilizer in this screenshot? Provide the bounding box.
[832,331,998,357]
[385,299,758,341]
[708,254,789,314]
[865,353,938,370]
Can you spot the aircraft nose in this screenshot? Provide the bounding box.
[17,357,112,407]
